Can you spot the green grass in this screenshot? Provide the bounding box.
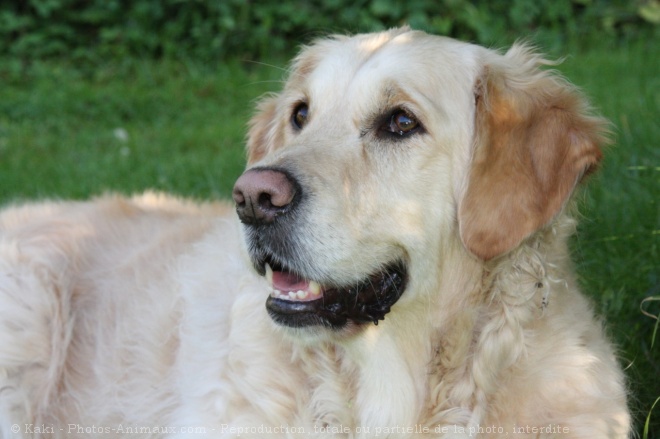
[1,39,658,436]
[558,39,660,437]
[0,58,286,201]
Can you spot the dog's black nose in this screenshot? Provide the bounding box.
[232,168,298,225]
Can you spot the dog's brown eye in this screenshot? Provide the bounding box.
[384,110,420,137]
[292,103,309,130]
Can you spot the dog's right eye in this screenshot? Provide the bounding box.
[376,108,423,140]
[386,110,420,136]
[291,103,309,130]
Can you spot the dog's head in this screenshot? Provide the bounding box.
[232,28,607,333]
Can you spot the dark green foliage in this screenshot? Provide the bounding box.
[1,0,657,61]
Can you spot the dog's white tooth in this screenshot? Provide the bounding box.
[296,290,308,300]
[309,281,322,296]
[265,263,273,285]
[288,291,297,299]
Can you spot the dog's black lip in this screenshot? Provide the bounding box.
[264,260,408,329]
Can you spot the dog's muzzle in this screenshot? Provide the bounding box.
[232,167,408,329]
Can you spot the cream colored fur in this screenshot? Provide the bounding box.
[0,28,629,438]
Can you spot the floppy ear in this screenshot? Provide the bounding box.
[458,45,609,261]
[246,95,281,164]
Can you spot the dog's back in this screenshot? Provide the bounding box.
[0,194,239,436]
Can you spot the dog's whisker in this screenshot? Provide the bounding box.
[242,59,289,72]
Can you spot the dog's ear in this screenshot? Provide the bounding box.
[458,45,609,261]
[246,95,281,164]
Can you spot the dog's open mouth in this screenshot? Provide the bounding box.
[263,259,408,329]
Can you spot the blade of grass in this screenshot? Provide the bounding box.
[641,297,660,349]
[645,397,660,439]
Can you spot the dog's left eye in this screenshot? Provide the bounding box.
[382,110,421,137]
[292,103,309,130]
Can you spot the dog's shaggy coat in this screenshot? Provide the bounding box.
[0,28,630,438]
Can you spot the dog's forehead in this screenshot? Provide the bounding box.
[292,30,480,108]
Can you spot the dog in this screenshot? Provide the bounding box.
[0,27,630,438]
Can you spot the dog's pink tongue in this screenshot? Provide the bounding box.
[271,270,323,302]
[272,271,309,292]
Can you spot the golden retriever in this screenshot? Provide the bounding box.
[0,28,630,438]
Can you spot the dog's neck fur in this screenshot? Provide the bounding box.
[286,214,575,430]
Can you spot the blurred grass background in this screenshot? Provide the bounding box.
[0,0,658,436]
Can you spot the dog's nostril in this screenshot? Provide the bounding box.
[232,189,245,206]
[258,192,274,210]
